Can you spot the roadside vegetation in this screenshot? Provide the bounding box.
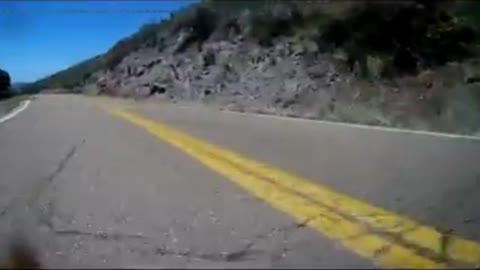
[26,1,480,88]
[23,0,480,134]
[0,68,12,99]
[0,68,30,116]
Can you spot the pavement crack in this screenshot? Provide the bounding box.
[439,229,453,262]
[46,145,78,184]
[32,140,86,232]
[364,224,461,267]
[151,224,284,263]
[51,228,147,241]
[373,244,393,258]
[265,215,327,261]
[270,212,352,261]
[38,200,55,230]
[0,140,85,222]
[296,213,335,227]
[0,207,7,218]
[220,241,258,262]
[30,139,85,206]
[153,243,263,263]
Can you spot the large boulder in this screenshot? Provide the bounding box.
[149,82,167,96]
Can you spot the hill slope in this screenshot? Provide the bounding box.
[28,0,480,134]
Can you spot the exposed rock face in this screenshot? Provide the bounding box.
[84,30,480,133]
[82,1,480,134]
[91,38,339,108]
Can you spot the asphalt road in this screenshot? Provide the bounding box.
[0,94,479,268]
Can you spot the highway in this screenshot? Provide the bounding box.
[0,94,479,268]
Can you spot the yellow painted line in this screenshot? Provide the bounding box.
[108,109,440,269]
[108,108,480,268]
[191,133,480,266]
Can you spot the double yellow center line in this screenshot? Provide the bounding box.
[109,108,480,269]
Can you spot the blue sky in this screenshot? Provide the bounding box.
[0,1,195,82]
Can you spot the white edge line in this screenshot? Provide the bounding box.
[217,108,480,141]
[0,99,31,124]
[127,98,480,141]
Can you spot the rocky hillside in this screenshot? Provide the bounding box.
[28,0,480,134]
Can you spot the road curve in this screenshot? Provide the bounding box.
[0,94,479,268]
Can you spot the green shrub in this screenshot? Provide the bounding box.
[247,2,303,46]
[454,1,480,30]
[204,0,271,15]
[171,6,219,53]
[322,1,479,76]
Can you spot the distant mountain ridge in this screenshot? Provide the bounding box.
[8,82,29,93]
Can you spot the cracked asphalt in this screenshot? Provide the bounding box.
[0,94,479,268]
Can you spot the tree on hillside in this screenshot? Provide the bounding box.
[0,69,12,98]
[322,0,478,76]
[0,69,10,89]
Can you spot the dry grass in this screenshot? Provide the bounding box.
[325,102,393,127]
